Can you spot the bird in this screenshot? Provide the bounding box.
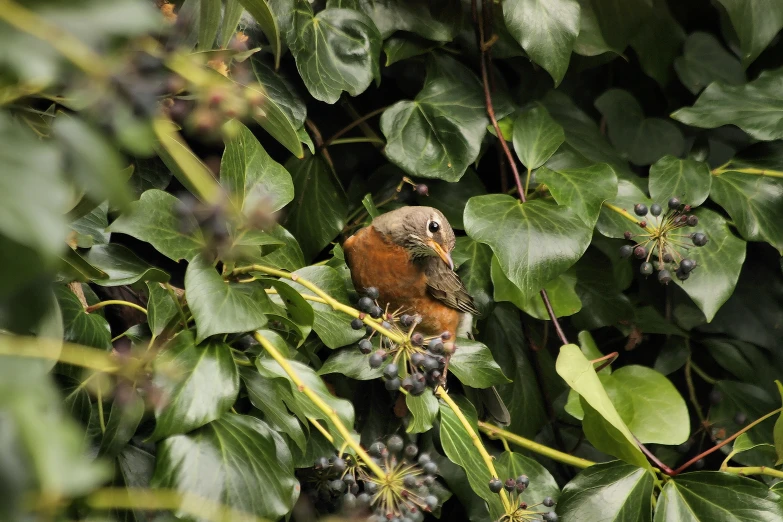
[343,205,510,425]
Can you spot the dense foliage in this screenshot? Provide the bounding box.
[2,0,783,521]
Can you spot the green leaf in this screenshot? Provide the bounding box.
[452,237,493,317]
[536,163,618,227]
[219,0,244,48]
[571,248,634,330]
[198,0,220,49]
[238,0,281,67]
[70,202,110,247]
[109,189,206,262]
[318,345,383,380]
[257,224,306,271]
[596,179,653,239]
[284,154,347,261]
[355,0,462,41]
[129,157,172,199]
[595,89,685,165]
[589,0,652,51]
[152,413,298,520]
[495,451,559,514]
[422,169,487,230]
[648,155,712,206]
[289,3,381,104]
[438,398,505,521]
[714,0,783,67]
[557,461,653,522]
[98,390,145,458]
[221,120,294,214]
[774,380,783,465]
[449,337,510,388]
[512,104,566,169]
[406,392,439,434]
[249,59,304,158]
[184,254,272,343]
[54,285,111,350]
[264,279,314,345]
[383,34,438,66]
[381,55,489,181]
[146,282,179,337]
[492,257,582,319]
[671,208,747,321]
[464,194,592,304]
[573,0,621,56]
[674,32,745,95]
[556,344,650,469]
[502,0,580,85]
[671,67,783,141]
[150,331,239,440]
[361,193,380,219]
[281,265,364,348]
[628,3,684,86]
[654,471,783,521]
[83,244,169,287]
[709,169,783,254]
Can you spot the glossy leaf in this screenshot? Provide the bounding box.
[249,60,304,158]
[406,392,439,434]
[654,472,783,521]
[502,0,580,85]
[628,4,684,86]
[184,254,272,343]
[238,0,281,67]
[257,224,306,271]
[383,34,438,66]
[590,0,652,50]
[109,189,206,262]
[318,345,383,380]
[671,67,783,141]
[289,2,381,104]
[512,104,566,169]
[69,202,110,247]
[557,461,653,522]
[648,155,712,206]
[573,0,621,56]
[495,451,559,513]
[571,248,634,330]
[355,0,462,41]
[464,194,592,304]
[98,391,145,458]
[595,179,653,239]
[146,281,179,337]
[152,413,298,520]
[452,237,493,317]
[714,0,783,67]
[536,163,618,226]
[449,337,510,388]
[492,257,582,319]
[83,244,169,286]
[596,89,684,166]
[198,0,220,49]
[674,32,745,95]
[54,285,111,350]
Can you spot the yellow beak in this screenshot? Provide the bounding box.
[427,239,454,270]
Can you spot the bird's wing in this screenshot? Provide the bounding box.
[425,261,480,315]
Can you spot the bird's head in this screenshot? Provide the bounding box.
[372,206,456,270]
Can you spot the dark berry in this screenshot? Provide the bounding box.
[676,268,690,281]
[633,246,647,259]
[428,370,441,383]
[343,472,355,484]
[387,435,404,454]
[330,479,346,492]
[692,232,708,247]
[417,453,431,465]
[357,296,374,312]
[342,492,357,510]
[402,376,414,391]
[400,314,414,327]
[620,245,633,258]
[624,230,633,240]
[679,259,695,273]
[357,492,372,506]
[411,333,424,346]
[543,496,555,507]
[658,270,672,284]
[428,338,444,354]
[516,475,530,488]
[384,363,399,378]
[734,412,747,425]
[640,262,653,275]
[385,377,401,391]
[440,331,452,340]
[489,478,503,493]
[314,456,329,470]
[369,442,386,457]
[422,356,439,372]
[687,215,699,227]
[663,252,674,263]
[358,339,372,354]
[515,482,526,493]
[425,495,438,510]
[543,513,558,522]
[639,220,647,228]
[403,474,418,488]
[333,457,347,473]
[504,478,516,492]
[369,306,383,319]
[411,379,426,396]
[650,203,662,216]
[415,184,429,196]
[634,203,648,216]
[668,197,681,209]
[423,476,434,486]
[369,353,383,368]
[365,325,374,335]
[351,318,364,330]
[404,444,418,459]
[382,321,393,330]
[365,287,380,300]
[410,352,425,367]
[364,481,379,494]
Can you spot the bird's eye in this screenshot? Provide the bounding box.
[428,221,440,233]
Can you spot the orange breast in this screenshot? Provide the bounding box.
[343,226,460,336]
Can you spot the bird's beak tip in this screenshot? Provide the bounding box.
[428,239,454,270]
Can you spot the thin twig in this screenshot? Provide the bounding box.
[636,437,675,475]
[322,106,389,148]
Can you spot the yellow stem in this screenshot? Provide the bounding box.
[86,300,148,316]
[265,288,328,305]
[723,466,783,479]
[712,166,783,178]
[478,421,595,469]
[602,202,652,232]
[308,417,335,444]
[96,386,106,434]
[253,331,386,480]
[0,337,119,373]
[436,387,512,513]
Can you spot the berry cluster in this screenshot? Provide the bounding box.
[352,287,452,394]
[301,435,440,520]
[619,197,707,284]
[488,475,557,521]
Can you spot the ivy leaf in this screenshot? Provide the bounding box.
[627,4,684,87]
[152,413,299,520]
[556,344,650,470]
[284,154,347,261]
[714,0,783,67]
[248,60,304,158]
[492,257,582,319]
[423,169,487,230]
[69,202,110,247]
[449,337,510,389]
[264,279,314,345]
[184,254,272,343]
[281,265,364,348]
[648,155,712,206]
[238,0,281,67]
[671,67,783,141]
[672,208,746,321]
[289,3,381,104]
[355,0,462,41]
[596,179,653,239]
[536,163,618,226]
[258,224,306,271]
[464,195,592,304]
[495,452,559,515]
[83,244,169,287]
[146,282,179,338]
[557,461,653,522]
[383,34,438,66]
[406,392,439,434]
[654,472,783,521]
[221,120,294,214]
[452,237,493,317]
[109,189,206,262]
[97,391,145,458]
[502,0,580,85]
[381,55,489,181]
[674,32,745,95]
[589,0,652,51]
[595,89,684,166]
[318,345,383,380]
[571,249,634,330]
[573,0,621,57]
[512,104,566,169]
[54,285,111,350]
[150,331,239,440]
[709,170,783,254]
